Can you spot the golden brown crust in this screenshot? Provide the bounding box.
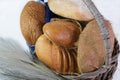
[20,1,45,45]
[35,35,78,75]
[51,43,63,73]
[77,20,106,73]
[43,19,80,47]
[77,19,115,74]
[35,35,53,68]
[48,0,94,21]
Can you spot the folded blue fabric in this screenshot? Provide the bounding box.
[45,3,59,22]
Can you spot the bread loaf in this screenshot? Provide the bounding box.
[20,1,45,45]
[35,35,78,75]
[43,19,81,47]
[77,20,114,73]
[48,0,94,21]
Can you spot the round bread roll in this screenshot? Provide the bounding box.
[35,35,53,68]
[35,35,78,74]
[77,20,114,74]
[43,19,81,47]
[48,0,94,21]
[20,1,45,45]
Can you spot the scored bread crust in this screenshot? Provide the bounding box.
[20,1,45,45]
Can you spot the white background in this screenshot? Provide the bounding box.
[0,0,120,80]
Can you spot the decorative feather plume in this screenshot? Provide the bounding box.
[0,37,67,80]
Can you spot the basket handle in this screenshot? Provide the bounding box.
[82,0,112,66]
[36,0,44,2]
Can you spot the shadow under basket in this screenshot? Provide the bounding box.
[64,39,119,80]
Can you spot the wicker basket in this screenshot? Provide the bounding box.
[65,0,120,80]
[64,39,119,80]
[28,0,120,80]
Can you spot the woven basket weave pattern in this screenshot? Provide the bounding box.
[73,39,119,80]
